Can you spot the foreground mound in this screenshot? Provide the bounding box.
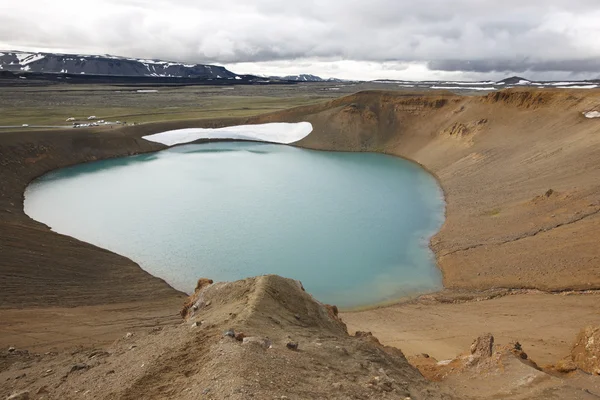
[1,275,450,400]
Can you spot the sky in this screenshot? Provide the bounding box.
[1,0,600,81]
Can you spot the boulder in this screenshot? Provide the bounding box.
[571,326,600,374]
[242,337,272,349]
[470,333,494,359]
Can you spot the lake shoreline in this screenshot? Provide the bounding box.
[1,89,599,359]
[24,142,445,309]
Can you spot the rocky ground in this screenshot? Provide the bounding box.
[1,276,451,400]
[3,276,599,399]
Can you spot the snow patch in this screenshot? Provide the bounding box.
[584,111,600,118]
[556,85,598,89]
[235,76,242,80]
[14,52,45,65]
[548,82,583,86]
[443,81,495,85]
[137,89,158,93]
[142,122,313,146]
[430,86,497,91]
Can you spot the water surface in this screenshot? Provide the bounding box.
[25,142,445,308]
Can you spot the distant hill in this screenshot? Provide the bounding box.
[274,74,346,83]
[497,76,531,85]
[279,74,323,82]
[0,50,242,81]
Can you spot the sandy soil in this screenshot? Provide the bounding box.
[342,292,600,367]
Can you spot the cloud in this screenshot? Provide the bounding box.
[0,0,599,79]
[428,58,600,73]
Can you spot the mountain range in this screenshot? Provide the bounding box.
[0,51,343,83]
[1,51,598,88]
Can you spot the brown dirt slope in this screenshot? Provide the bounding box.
[0,118,249,308]
[248,89,600,291]
[0,128,179,308]
[1,88,599,348]
[1,275,452,400]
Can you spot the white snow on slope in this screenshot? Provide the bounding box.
[142,122,313,146]
[548,82,582,86]
[430,86,497,91]
[557,85,598,89]
[14,52,45,65]
[443,81,495,85]
[584,111,600,118]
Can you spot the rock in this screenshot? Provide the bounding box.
[470,333,494,359]
[224,329,236,338]
[195,278,214,292]
[36,386,48,395]
[286,342,299,351]
[6,391,30,400]
[88,350,109,359]
[70,363,89,373]
[545,189,554,198]
[554,358,577,373]
[355,331,382,345]
[235,332,246,341]
[129,345,137,350]
[325,304,339,318]
[294,314,301,320]
[7,346,15,353]
[242,337,272,349]
[205,300,212,306]
[571,326,600,374]
[508,341,528,359]
[192,321,201,328]
[124,332,134,339]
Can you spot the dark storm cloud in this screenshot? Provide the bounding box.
[429,59,600,73]
[1,0,599,78]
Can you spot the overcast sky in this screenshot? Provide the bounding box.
[1,0,600,80]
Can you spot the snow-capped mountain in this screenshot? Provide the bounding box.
[278,74,325,82]
[496,76,532,85]
[273,74,345,82]
[0,50,242,80]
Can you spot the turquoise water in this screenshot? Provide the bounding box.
[24,142,445,309]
